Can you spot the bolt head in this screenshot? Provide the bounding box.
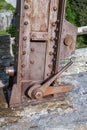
[35,90,43,99]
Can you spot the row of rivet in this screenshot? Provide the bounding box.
[21,2,30,78]
[47,5,59,76]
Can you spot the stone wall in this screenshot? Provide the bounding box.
[0,10,13,31]
[0,34,13,87]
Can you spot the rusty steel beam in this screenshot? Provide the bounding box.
[5,0,77,107]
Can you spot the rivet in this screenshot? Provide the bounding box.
[53,45,57,48]
[48,64,52,68]
[54,51,56,55]
[52,71,55,74]
[56,28,59,31]
[24,21,28,25]
[22,51,26,55]
[50,37,54,41]
[56,19,60,23]
[24,5,29,9]
[49,51,53,55]
[47,73,50,76]
[31,48,35,52]
[30,60,34,64]
[21,73,24,78]
[55,37,58,40]
[23,36,27,41]
[53,7,57,11]
[52,58,56,61]
[21,64,25,68]
[52,22,56,26]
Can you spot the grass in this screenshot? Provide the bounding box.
[0,30,8,35]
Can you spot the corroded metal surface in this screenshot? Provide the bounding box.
[4,0,77,106]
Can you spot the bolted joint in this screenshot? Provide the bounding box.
[5,66,16,76]
[32,89,43,99]
[64,34,74,46]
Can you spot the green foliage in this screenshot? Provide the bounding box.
[0,30,8,35]
[0,0,15,12]
[76,35,87,49]
[6,24,16,37]
[65,0,78,26]
[66,0,87,48]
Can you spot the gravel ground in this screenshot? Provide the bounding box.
[0,48,87,130]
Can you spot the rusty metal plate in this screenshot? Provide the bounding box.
[29,42,47,80]
[31,0,50,32]
[60,19,77,60]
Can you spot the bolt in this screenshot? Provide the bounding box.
[64,34,73,46]
[34,90,43,99]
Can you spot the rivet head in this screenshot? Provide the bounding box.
[53,7,57,11]
[24,5,29,9]
[48,64,52,68]
[31,48,35,52]
[56,28,59,31]
[21,64,25,68]
[52,22,56,26]
[21,73,24,78]
[24,21,28,25]
[49,51,53,55]
[50,37,54,41]
[55,37,58,40]
[53,45,57,48]
[52,58,56,61]
[23,36,27,41]
[51,71,55,74]
[47,73,50,76]
[22,51,26,55]
[56,19,60,23]
[30,60,34,64]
